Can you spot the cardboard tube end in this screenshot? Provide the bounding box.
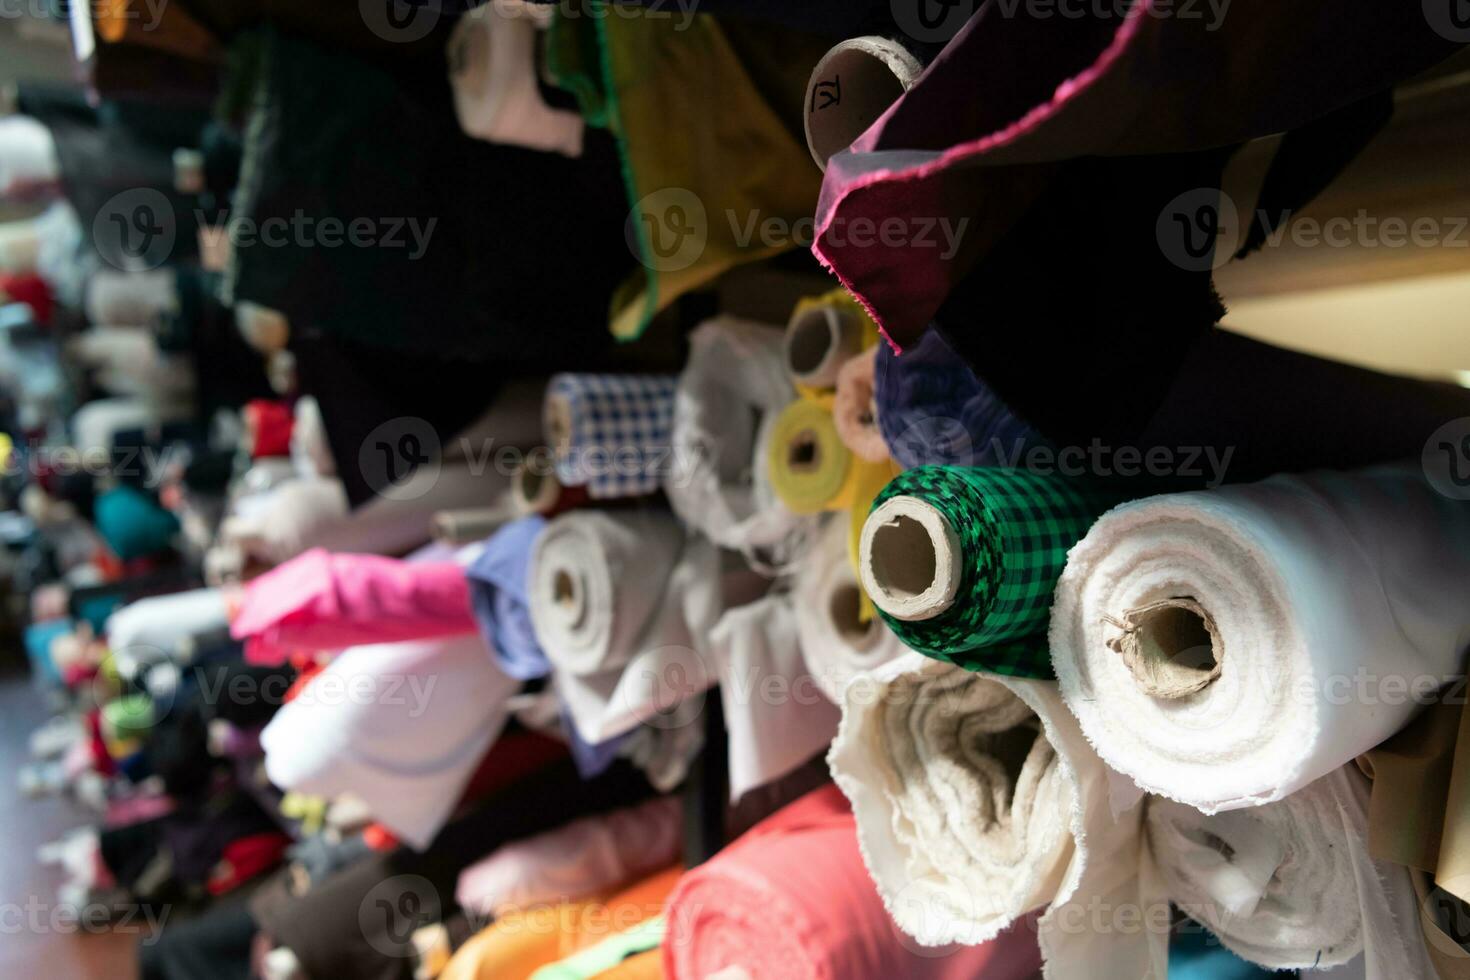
[804,36,924,169]
[860,495,961,622]
[1113,598,1222,699]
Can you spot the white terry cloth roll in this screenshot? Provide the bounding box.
[1052,463,1470,814]
[529,509,725,744]
[447,2,583,157]
[710,594,840,801]
[666,315,815,569]
[1147,766,1434,978]
[261,632,519,852]
[84,269,177,328]
[829,652,1168,978]
[795,515,905,704]
[456,796,682,917]
[0,116,60,198]
[106,588,229,663]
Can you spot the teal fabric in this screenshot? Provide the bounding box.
[1170,924,1285,979]
[95,485,179,561]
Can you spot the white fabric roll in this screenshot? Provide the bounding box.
[456,796,682,916]
[73,327,195,397]
[447,2,583,157]
[710,594,840,801]
[106,588,229,663]
[1053,464,1470,814]
[829,652,1167,978]
[666,315,815,569]
[222,479,351,567]
[261,633,519,851]
[795,515,905,704]
[84,269,177,328]
[70,397,190,456]
[529,509,724,744]
[0,216,42,273]
[291,396,336,478]
[0,116,60,198]
[1147,766,1433,978]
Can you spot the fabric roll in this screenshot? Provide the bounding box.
[260,632,519,851]
[803,35,924,170]
[793,516,906,703]
[0,271,54,324]
[873,326,1046,469]
[106,588,229,660]
[1362,697,1470,907]
[546,374,678,499]
[244,399,294,458]
[663,783,1046,980]
[665,315,813,568]
[448,3,583,156]
[710,595,841,801]
[465,516,551,681]
[831,347,889,463]
[512,458,592,517]
[829,652,1164,976]
[1169,925,1288,980]
[783,287,881,394]
[530,916,665,980]
[0,116,61,199]
[1052,463,1470,813]
[528,509,723,743]
[1147,766,1433,977]
[94,485,180,561]
[1410,870,1470,980]
[232,549,478,666]
[861,465,1124,677]
[431,507,512,546]
[84,269,177,328]
[219,478,351,567]
[0,217,42,273]
[456,797,681,917]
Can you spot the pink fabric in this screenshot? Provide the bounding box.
[813,0,1464,348]
[232,549,476,665]
[663,784,1043,980]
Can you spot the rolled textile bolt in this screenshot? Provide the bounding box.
[511,455,590,516]
[859,494,962,622]
[235,301,290,354]
[544,391,574,458]
[783,299,867,390]
[431,505,511,545]
[803,36,925,171]
[0,218,42,274]
[1104,597,1222,699]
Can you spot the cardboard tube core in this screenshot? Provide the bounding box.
[787,428,822,473]
[784,304,861,388]
[860,495,962,622]
[514,458,561,514]
[829,582,880,650]
[804,36,924,170]
[545,395,573,456]
[552,567,587,629]
[1111,597,1222,699]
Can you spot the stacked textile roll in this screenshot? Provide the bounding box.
[829,652,1166,977]
[665,315,814,569]
[545,373,678,500]
[1052,464,1470,812]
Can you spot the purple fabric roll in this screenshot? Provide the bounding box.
[874,326,1046,468]
[465,516,551,682]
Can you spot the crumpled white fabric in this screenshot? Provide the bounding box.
[1147,766,1434,978]
[829,652,1167,978]
[794,515,905,704]
[261,632,519,851]
[106,588,229,665]
[0,116,59,199]
[710,594,840,801]
[665,315,816,571]
[456,796,682,916]
[1053,463,1470,814]
[447,1,583,157]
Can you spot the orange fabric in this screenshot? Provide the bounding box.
[592,949,662,980]
[440,902,604,980]
[567,866,682,955]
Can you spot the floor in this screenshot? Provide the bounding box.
[0,672,140,980]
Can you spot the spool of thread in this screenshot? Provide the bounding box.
[783,289,879,393]
[859,466,1126,677]
[511,456,592,517]
[803,36,925,171]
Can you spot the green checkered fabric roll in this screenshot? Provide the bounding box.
[869,466,1126,678]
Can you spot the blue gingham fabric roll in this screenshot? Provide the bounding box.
[544,373,679,498]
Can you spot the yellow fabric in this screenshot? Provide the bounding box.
[547,9,825,341]
[1410,869,1470,979]
[790,288,882,403]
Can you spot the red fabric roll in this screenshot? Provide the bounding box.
[244,399,295,458]
[232,549,477,665]
[0,272,54,325]
[663,784,1043,980]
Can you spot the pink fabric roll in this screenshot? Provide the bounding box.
[832,347,889,463]
[663,784,1043,980]
[232,548,476,665]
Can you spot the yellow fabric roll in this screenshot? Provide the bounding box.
[439,901,607,980]
[788,288,882,402]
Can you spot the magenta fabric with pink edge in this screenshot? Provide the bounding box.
[813,0,1467,349]
[662,783,1044,980]
[232,548,477,665]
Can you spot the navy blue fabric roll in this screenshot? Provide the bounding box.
[873,325,1046,469]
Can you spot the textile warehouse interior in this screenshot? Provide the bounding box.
[1,3,1469,979]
